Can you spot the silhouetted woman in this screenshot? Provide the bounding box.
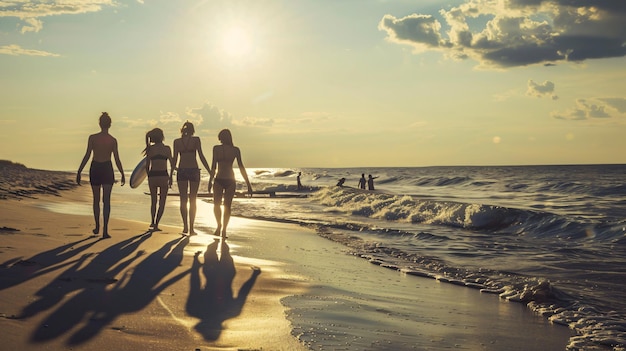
[77,112,125,238]
[144,128,173,231]
[208,129,252,238]
[172,122,211,235]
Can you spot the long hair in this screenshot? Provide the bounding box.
[218,129,233,146]
[99,112,111,129]
[181,121,195,137]
[143,128,164,155]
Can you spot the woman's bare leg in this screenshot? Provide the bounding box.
[102,184,113,238]
[188,181,200,234]
[178,180,189,233]
[212,183,223,236]
[221,186,236,238]
[91,185,101,234]
[149,182,158,229]
[154,184,168,230]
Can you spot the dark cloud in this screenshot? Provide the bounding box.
[379,0,626,68]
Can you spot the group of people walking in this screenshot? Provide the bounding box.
[77,112,252,239]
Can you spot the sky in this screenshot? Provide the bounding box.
[1,0,625,171]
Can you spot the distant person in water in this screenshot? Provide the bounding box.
[76,112,125,239]
[172,121,211,235]
[144,128,173,232]
[367,174,379,190]
[336,177,346,187]
[358,173,366,189]
[209,129,252,238]
[297,172,303,190]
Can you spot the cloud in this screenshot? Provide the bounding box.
[234,117,275,127]
[378,14,449,51]
[527,80,558,100]
[0,44,60,57]
[552,98,614,120]
[599,98,626,114]
[159,111,182,124]
[185,102,233,128]
[0,0,117,33]
[21,18,43,33]
[379,0,626,68]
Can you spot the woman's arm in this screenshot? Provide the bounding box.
[196,138,211,173]
[208,145,217,192]
[112,138,125,186]
[167,146,174,187]
[76,135,94,185]
[235,147,252,193]
[171,139,179,171]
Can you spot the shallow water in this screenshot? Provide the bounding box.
[236,164,626,351]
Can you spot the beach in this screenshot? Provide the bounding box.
[0,163,577,350]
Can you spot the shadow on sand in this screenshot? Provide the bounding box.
[17,232,152,321]
[186,239,261,341]
[0,236,100,292]
[24,233,189,346]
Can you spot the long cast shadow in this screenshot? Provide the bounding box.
[186,239,261,341]
[0,237,98,292]
[65,236,190,345]
[18,232,152,320]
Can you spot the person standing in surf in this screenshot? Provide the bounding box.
[77,112,125,239]
[144,128,173,232]
[172,121,211,235]
[367,174,379,190]
[358,173,366,189]
[208,129,252,238]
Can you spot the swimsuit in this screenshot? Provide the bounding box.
[89,160,114,186]
[213,178,236,191]
[148,153,169,178]
[177,168,200,182]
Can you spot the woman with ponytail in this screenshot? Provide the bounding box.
[144,128,173,231]
[172,121,211,235]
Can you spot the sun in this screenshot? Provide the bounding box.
[220,26,254,59]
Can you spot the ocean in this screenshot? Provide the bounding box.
[235,164,626,351]
[55,164,626,350]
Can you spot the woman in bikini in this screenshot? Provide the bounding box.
[208,129,252,238]
[76,112,125,239]
[144,128,173,231]
[172,121,211,235]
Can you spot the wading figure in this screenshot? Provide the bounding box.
[172,122,211,235]
[208,129,252,238]
[77,112,125,238]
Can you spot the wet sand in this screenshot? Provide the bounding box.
[0,163,575,350]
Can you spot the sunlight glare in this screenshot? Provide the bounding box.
[220,26,254,59]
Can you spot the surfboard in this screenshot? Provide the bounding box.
[130,157,147,189]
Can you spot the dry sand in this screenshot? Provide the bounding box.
[0,163,575,350]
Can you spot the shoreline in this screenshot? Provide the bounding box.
[0,165,576,350]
